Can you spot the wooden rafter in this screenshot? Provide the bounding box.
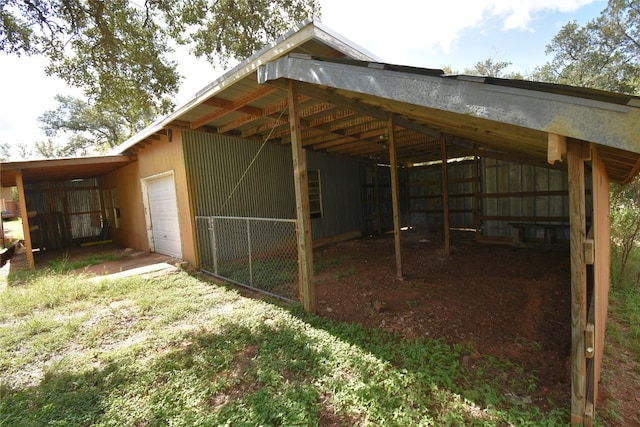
[191,86,277,130]
[623,156,640,185]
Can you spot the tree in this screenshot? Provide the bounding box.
[532,0,640,94]
[1,0,321,153]
[536,0,640,287]
[610,176,640,287]
[38,95,131,154]
[444,58,524,79]
[464,58,523,79]
[0,143,11,161]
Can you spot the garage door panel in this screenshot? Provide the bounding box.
[146,175,182,259]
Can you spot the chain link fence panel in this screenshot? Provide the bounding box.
[196,216,299,301]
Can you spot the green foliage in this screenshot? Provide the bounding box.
[609,283,640,369]
[610,175,640,286]
[0,270,569,425]
[37,95,131,155]
[463,58,524,79]
[533,0,640,94]
[1,0,321,154]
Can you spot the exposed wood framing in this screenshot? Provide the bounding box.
[287,81,315,313]
[272,80,441,139]
[441,136,451,255]
[15,170,35,270]
[568,140,587,426]
[374,164,382,235]
[548,133,567,164]
[388,113,403,279]
[473,153,480,239]
[191,86,277,130]
[625,156,640,185]
[585,145,611,424]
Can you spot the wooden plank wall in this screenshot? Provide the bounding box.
[586,145,611,421]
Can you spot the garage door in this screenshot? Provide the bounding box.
[146,175,182,259]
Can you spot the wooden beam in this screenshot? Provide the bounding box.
[548,133,567,164]
[388,113,403,279]
[192,86,277,129]
[374,164,382,235]
[287,81,315,313]
[588,144,612,419]
[274,80,441,138]
[623,156,640,185]
[15,170,35,271]
[473,153,481,240]
[568,140,587,426]
[441,136,451,255]
[203,97,263,117]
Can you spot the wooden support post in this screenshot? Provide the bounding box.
[473,153,480,240]
[387,113,403,279]
[374,163,382,235]
[548,133,567,165]
[287,81,315,313]
[440,136,450,256]
[568,140,587,426]
[15,170,35,271]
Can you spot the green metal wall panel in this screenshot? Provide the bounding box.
[182,131,364,241]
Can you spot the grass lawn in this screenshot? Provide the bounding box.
[0,267,568,426]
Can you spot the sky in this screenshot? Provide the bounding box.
[0,0,607,158]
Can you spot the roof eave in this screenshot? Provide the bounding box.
[258,55,640,156]
[111,18,380,155]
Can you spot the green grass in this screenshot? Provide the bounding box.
[0,268,569,426]
[608,287,640,372]
[608,248,640,371]
[217,257,298,298]
[46,252,128,272]
[596,244,640,425]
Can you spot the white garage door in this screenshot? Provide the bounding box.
[146,175,182,259]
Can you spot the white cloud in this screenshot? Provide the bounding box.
[489,0,597,30]
[319,0,597,62]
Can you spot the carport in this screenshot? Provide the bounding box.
[254,54,640,426]
[0,155,136,270]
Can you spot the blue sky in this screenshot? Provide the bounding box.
[0,0,607,157]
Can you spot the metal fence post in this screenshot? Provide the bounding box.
[247,217,253,286]
[208,216,218,275]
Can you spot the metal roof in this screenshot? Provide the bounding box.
[0,155,136,187]
[113,20,640,184]
[112,18,380,155]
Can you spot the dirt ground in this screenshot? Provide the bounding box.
[3,232,638,424]
[313,229,572,411]
[312,229,640,425]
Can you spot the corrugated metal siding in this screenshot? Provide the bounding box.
[308,150,363,240]
[407,160,475,228]
[480,158,592,240]
[66,183,102,239]
[183,131,296,218]
[23,178,103,248]
[182,131,365,242]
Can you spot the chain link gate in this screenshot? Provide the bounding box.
[195,216,299,301]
